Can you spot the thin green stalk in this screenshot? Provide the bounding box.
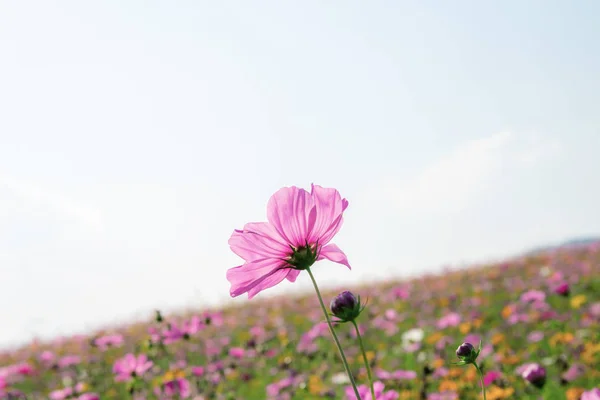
[306,267,361,400]
[474,363,487,400]
[351,320,376,400]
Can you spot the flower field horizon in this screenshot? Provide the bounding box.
[1,243,599,399]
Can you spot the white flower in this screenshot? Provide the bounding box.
[402,328,424,344]
[331,372,350,384]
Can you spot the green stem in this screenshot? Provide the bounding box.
[474,363,487,400]
[351,320,376,400]
[306,267,361,400]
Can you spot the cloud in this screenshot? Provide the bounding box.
[375,132,561,217]
[0,173,103,231]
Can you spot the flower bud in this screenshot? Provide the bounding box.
[522,363,546,388]
[330,291,363,322]
[455,342,479,364]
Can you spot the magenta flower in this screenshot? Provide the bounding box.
[227,184,350,299]
[112,353,154,382]
[553,281,570,296]
[483,371,502,386]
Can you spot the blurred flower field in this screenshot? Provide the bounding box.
[1,244,599,399]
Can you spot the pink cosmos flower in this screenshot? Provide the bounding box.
[58,355,81,369]
[227,184,350,299]
[229,347,245,359]
[39,350,55,365]
[436,312,461,329]
[346,381,399,400]
[79,394,100,400]
[582,388,600,400]
[520,290,546,303]
[94,334,124,350]
[113,353,154,382]
[375,368,417,381]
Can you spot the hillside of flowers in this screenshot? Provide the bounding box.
[1,242,599,399]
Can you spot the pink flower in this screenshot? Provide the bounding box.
[346,381,399,400]
[527,331,544,343]
[113,353,154,382]
[375,368,417,381]
[582,388,600,400]
[39,350,55,364]
[561,364,585,382]
[79,394,100,400]
[229,347,245,359]
[483,371,502,386]
[227,184,350,299]
[436,312,461,329]
[58,355,81,369]
[520,290,546,303]
[94,334,124,351]
[191,366,205,377]
[49,387,74,400]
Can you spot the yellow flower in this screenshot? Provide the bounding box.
[571,294,587,309]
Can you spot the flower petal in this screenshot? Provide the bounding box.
[229,222,290,262]
[308,184,348,245]
[285,269,301,282]
[226,258,289,298]
[317,243,351,269]
[246,269,294,299]
[267,186,316,247]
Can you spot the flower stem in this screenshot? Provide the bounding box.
[306,267,361,400]
[351,320,376,400]
[474,363,487,400]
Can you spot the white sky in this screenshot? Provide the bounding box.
[1,1,599,348]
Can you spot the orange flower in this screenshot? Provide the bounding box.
[487,386,515,400]
[459,322,471,334]
[566,387,585,400]
[439,380,459,392]
[426,332,444,345]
